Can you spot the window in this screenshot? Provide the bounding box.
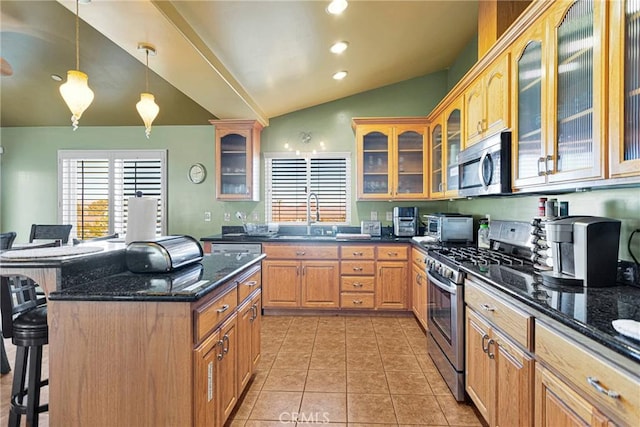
[58,150,167,240]
[265,152,351,224]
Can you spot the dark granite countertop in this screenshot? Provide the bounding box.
[49,252,265,302]
[460,262,640,364]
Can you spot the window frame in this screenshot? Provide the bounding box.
[264,151,352,225]
[57,149,167,239]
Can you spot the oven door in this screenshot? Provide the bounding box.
[427,270,464,370]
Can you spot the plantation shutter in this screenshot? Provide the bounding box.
[265,153,351,224]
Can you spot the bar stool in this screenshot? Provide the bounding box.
[0,276,49,427]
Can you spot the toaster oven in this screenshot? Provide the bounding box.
[424,213,473,243]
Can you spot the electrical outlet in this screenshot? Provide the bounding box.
[204,211,211,222]
[252,212,260,221]
[370,211,378,221]
[386,211,393,221]
[224,212,231,222]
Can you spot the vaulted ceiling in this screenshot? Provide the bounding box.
[0,1,478,128]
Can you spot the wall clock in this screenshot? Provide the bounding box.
[188,163,206,184]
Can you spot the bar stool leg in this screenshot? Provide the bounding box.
[9,346,28,427]
[27,345,43,427]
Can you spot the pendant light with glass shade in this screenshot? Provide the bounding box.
[136,43,160,138]
[59,0,94,130]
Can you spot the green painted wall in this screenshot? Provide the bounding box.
[447,35,478,90]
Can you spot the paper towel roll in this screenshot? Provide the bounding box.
[125,196,158,244]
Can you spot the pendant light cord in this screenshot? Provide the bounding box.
[145,49,150,92]
[75,0,80,70]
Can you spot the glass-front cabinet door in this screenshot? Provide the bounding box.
[219,132,249,196]
[430,120,444,198]
[547,0,606,183]
[610,0,640,177]
[445,104,462,196]
[513,25,546,188]
[359,125,392,199]
[395,125,426,199]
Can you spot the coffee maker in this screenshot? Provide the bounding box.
[393,207,419,237]
[541,216,621,287]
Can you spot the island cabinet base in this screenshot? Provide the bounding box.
[49,300,195,426]
[49,264,263,427]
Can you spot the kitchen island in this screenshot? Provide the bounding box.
[2,245,264,427]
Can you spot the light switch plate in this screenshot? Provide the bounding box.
[371,211,378,220]
[224,212,230,222]
[361,221,381,236]
[204,211,212,222]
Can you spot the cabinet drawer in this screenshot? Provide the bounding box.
[536,321,640,427]
[340,245,375,260]
[263,243,338,259]
[341,260,375,276]
[194,287,238,344]
[341,276,375,292]
[341,292,375,309]
[377,245,408,260]
[411,247,427,270]
[465,280,532,349]
[237,268,261,304]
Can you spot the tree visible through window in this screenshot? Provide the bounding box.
[265,153,351,224]
[58,150,167,240]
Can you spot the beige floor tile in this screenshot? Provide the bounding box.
[257,352,277,371]
[391,394,448,425]
[249,391,303,421]
[225,419,246,426]
[416,353,439,375]
[247,369,270,393]
[376,338,414,355]
[345,338,378,353]
[262,340,284,354]
[381,354,422,372]
[346,351,383,372]
[280,338,315,354]
[349,424,399,427]
[244,420,292,427]
[313,337,346,353]
[309,351,346,371]
[347,393,397,424]
[435,394,483,426]
[385,371,433,395]
[272,352,312,371]
[425,371,452,396]
[299,392,347,423]
[346,370,389,394]
[296,423,346,426]
[263,370,308,392]
[305,369,347,393]
[230,390,260,421]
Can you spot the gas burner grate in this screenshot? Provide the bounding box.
[432,246,526,267]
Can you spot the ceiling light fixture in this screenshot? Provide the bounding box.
[136,42,160,139]
[327,0,348,15]
[332,70,348,80]
[330,41,349,54]
[59,0,94,130]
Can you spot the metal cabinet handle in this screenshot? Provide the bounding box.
[545,155,554,175]
[480,303,495,312]
[487,338,495,359]
[216,339,225,360]
[352,267,363,271]
[296,251,306,256]
[216,304,230,313]
[353,251,363,256]
[387,252,398,257]
[352,300,363,305]
[223,334,230,354]
[587,377,620,398]
[482,334,490,353]
[244,280,258,287]
[477,121,483,134]
[537,157,547,176]
[352,282,364,288]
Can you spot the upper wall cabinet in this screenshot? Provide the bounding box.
[465,53,511,147]
[609,0,640,178]
[431,99,463,199]
[210,119,263,201]
[353,118,428,201]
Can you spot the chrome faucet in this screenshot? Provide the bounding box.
[306,192,320,234]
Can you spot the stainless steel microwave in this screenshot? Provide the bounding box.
[424,213,473,243]
[458,131,512,197]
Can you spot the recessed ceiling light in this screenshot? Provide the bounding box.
[327,0,348,15]
[51,74,63,82]
[330,41,349,54]
[333,70,348,80]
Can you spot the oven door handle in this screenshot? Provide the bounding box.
[427,270,458,294]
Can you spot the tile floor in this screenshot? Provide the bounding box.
[0,315,483,427]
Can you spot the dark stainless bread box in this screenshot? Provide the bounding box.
[126,235,203,273]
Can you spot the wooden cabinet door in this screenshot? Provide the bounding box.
[430,117,445,198]
[444,100,462,197]
[535,364,592,427]
[376,261,408,309]
[194,330,220,427]
[262,260,300,307]
[357,124,393,200]
[301,261,340,308]
[465,309,493,425]
[493,329,534,427]
[484,53,511,138]
[237,299,253,392]
[216,313,238,427]
[250,291,262,371]
[394,123,428,199]
[465,78,485,146]
[411,264,427,329]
